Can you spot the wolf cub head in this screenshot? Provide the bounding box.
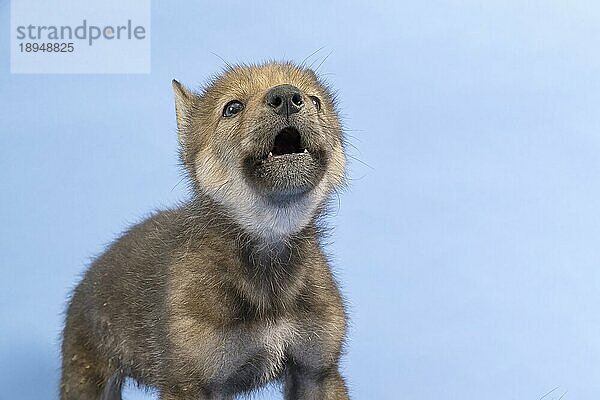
[173,62,346,239]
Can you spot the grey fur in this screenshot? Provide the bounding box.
[60,62,350,400]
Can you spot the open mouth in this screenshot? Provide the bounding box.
[243,125,327,197]
[268,127,308,158]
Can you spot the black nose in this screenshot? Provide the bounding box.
[265,84,304,117]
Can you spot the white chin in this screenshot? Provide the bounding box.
[244,194,317,239]
[197,161,327,239]
[235,183,327,240]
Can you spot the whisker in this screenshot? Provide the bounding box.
[210,51,233,70]
[300,47,326,68]
[315,50,334,73]
[171,176,186,192]
[347,154,373,170]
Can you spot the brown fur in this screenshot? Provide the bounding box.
[60,62,349,400]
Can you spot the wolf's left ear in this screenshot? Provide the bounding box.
[172,79,194,139]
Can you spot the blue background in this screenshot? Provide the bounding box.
[1,1,600,399]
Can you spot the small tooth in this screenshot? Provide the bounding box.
[269,152,273,157]
[303,149,308,153]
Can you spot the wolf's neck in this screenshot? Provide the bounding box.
[235,231,316,314]
[188,193,320,312]
[190,191,320,252]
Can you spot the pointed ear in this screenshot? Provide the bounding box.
[172,79,195,140]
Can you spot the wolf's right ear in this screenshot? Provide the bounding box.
[172,79,194,142]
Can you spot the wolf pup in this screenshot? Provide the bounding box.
[60,62,349,400]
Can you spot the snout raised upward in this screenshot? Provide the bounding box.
[265,84,304,118]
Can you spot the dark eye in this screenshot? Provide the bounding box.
[223,100,244,117]
[309,96,321,111]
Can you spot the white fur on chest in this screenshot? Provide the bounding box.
[258,319,300,378]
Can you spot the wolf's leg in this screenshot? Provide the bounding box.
[159,390,207,400]
[101,373,124,400]
[160,387,234,400]
[284,366,349,400]
[60,322,121,400]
